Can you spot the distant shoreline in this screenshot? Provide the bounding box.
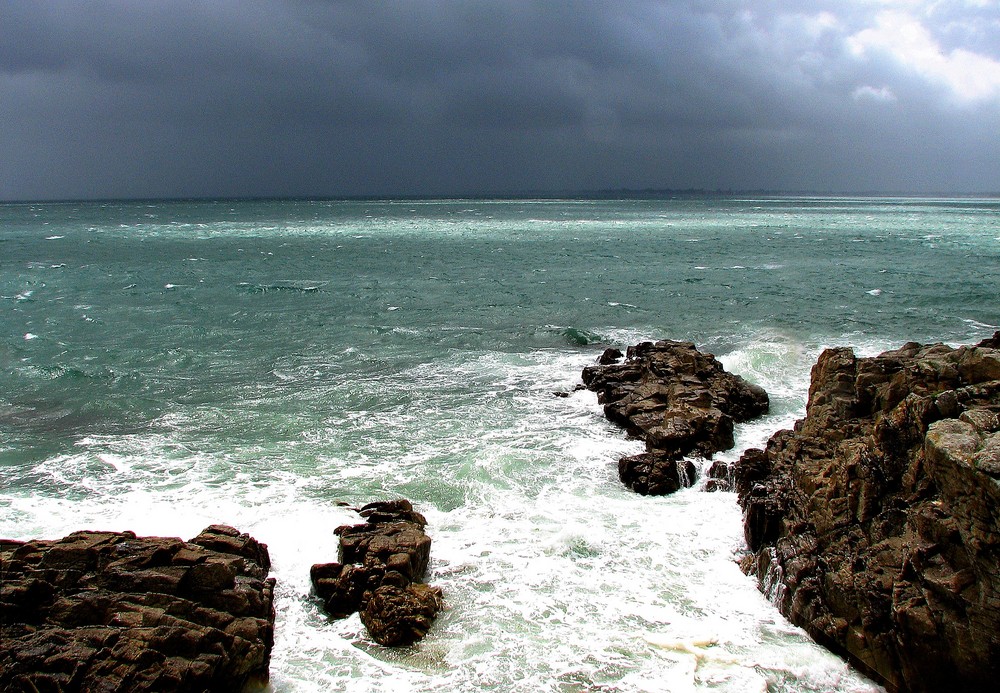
[3,189,1000,205]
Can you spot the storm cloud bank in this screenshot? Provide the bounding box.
[2,1,998,199]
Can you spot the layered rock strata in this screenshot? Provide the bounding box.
[311,499,443,646]
[0,524,275,692]
[582,340,769,495]
[737,335,1000,692]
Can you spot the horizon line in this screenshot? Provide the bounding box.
[3,188,1000,205]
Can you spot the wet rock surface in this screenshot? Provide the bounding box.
[582,340,769,495]
[311,499,443,646]
[704,458,736,493]
[0,524,275,692]
[737,334,1000,692]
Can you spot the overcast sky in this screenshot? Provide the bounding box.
[2,1,999,199]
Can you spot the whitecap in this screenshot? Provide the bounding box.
[866,289,883,296]
[45,235,65,240]
[98,454,131,474]
[23,333,37,340]
[962,318,998,330]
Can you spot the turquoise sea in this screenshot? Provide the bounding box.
[2,196,998,691]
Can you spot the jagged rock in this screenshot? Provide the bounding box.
[703,459,734,492]
[360,583,444,647]
[736,333,1000,693]
[356,498,428,528]
[618,452,698,496]
[582,340,768,494]
[598,347,623,365]
[311,499,442,646]
[0,525,275,692]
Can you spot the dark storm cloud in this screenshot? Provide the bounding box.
[2,0,999,199]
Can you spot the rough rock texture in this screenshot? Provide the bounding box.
[737,334,1000,693]
[704,459,735,493]
[311,499,443,646]
[0,525,275,692]
[582,340,769,495]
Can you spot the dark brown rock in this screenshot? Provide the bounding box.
[359,583,444,647]
[618,452,697,496]
[703,459,734,492]
[0,526,275,692]
[582,340,768,494]
[737,338,1000,692]
[311,499,442,646]
[356,498,428,529]
[598,347,623,365]
[977,330,1000,349]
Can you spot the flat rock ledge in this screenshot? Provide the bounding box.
[582,340,769,495]
[0,525,275,692]
[310,499,443,647]
[736,333,1000,693]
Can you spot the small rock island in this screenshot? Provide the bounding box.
[311,499,443,646]
[582,340,769,494]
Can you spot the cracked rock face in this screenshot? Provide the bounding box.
[0,524,275,692]
[736,334,1000,693]
[582,340,769,495]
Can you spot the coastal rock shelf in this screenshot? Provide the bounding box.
[0,524,275,692]
[737,333,1000,692]
[311,499,443,646]
[582,340,769,495]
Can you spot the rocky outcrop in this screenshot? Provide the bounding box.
[0,525,275,692]
[737,334,1000,692]
[582,340,769,494]
[311,499,443,646]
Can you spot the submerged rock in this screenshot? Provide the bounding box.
[737,333,1000,692]
[311,499,443,646]
[0,524,275,692]
[582,340,769,494]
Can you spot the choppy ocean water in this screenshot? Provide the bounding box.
[2,196,998,691]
